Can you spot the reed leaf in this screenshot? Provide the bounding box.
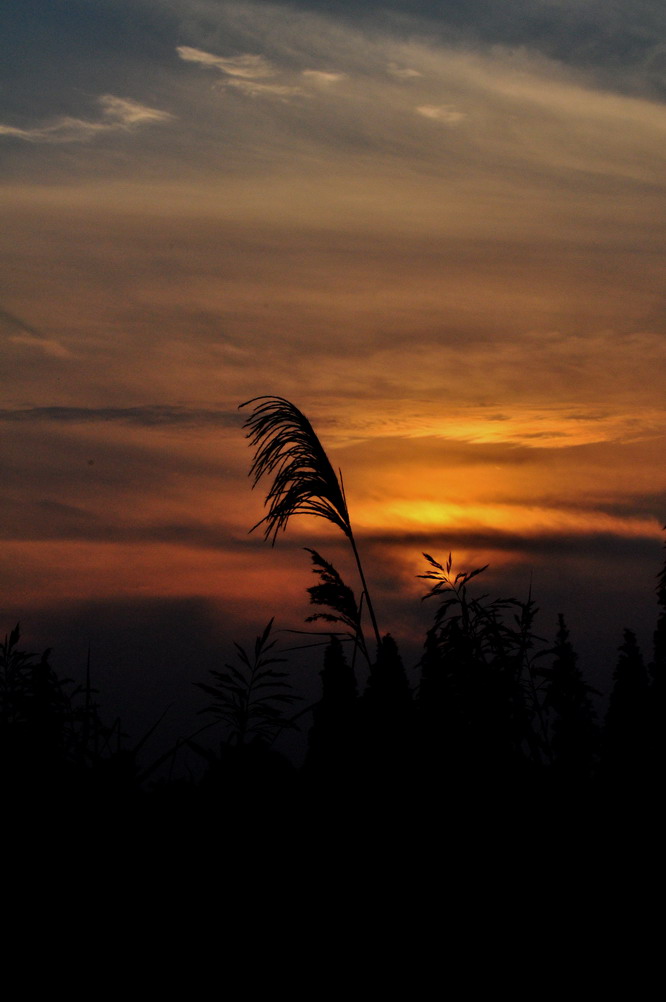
[304,548,369,664]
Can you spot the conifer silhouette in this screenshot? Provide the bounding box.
[306,635,358,783]
[358,634,414,787]
[648,529,666,780]
[603,629,650,788]
[542,615,598,783]
[651,528,666,691]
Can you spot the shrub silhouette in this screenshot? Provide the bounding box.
[0,624,128,803]
[1,624,61,786]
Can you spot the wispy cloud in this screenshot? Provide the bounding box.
[0,95,173,144]
[97,95,172,126]
[6,334,71,358]
[176,47,274,79]
[225,78,305,98]
[416,104,467,124]
[160,11,666,192]
[177,44,307,99]
[302,70,346,84]
[387,64,423,80]
[0,308,71,358]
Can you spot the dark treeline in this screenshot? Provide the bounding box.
[2,537,665,836]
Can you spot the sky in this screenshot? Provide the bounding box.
[1,1,665,749]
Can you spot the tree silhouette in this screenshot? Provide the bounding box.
[358,634,414,788]
[650,528,666,695]
[602,629,650,789]
[542,615,598,785]
[306,635,359,784]
[647,529,666,781]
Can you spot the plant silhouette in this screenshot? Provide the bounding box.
[0,623,132,804]
[304,547,369,664]
[1,623,65,787]
[240,395,381,648]
[194,618,299,747]
[417,553,545,785]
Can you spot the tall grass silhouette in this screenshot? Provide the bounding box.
[194,618,299,747]
[240,395,381,649]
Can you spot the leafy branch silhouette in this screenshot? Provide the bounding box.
[304,547,369,664]
[194,619,300,747]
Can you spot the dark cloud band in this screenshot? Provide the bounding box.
[0,405,239,428]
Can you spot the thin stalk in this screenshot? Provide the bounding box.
[348,530,381,651]
[340,472,381,650]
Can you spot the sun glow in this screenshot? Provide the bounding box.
[357,499,660,539]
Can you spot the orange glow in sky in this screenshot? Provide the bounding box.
[1,1,664,659]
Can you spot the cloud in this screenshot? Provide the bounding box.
[387,64,423,80]
[0,95,173,144]
[0,405,238,428]
[0,307,71,358]
[225,78,305,98]
[176,43,305,98]
[416,103,467,124]
[176,46,274,78]
[302,70,346,84]
[97,95,173,126]
[7,334,71,358]
[163,8,661,196]
[364,527,663,560]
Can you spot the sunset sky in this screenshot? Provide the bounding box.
[1,1,665,738]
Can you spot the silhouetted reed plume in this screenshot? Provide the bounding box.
[239,395,381,648]
[240,396,351,542]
